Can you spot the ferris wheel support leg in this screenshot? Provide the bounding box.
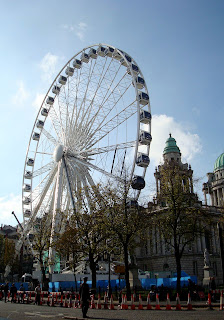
[49,162,64,274]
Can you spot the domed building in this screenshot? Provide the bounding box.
[203,153,224,207]
[135,135,224,286]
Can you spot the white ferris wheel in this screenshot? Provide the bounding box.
[18,44,151,271]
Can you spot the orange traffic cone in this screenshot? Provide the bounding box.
[187,293,192,310]
[90,294,96,309]
[176,293,181,310]
[47,293,50,306]
[166,293,171,310]
[109,294,114,310]
[138,294,143,310]
[96,294,101,309]
[55,293,58,304]
[121,294,125,309]
[59,294,63,307]
[220,291,224,311]
[50,293,55,307]
[155,293,161,310]
[207,293,213,310]
[63,293,68,308]
[69,294,73,308]
[104,292,108,309]
[124,294,128,309]
[147,293,152,310]
[131,294,135,310]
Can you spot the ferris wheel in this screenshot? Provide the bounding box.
[19,44,151,270]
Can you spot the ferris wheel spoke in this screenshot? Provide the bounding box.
[76,72,130,148]
[22,165,58,242]
[32,161,55,178]
[41,128,58,146]
[79,141,136,157]
[73,57,114,139]
[86,100,137,149]
[48,104,65,143]
[74,157,124,183]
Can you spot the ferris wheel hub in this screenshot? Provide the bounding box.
[53,144,64,162]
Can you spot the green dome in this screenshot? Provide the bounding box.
[214,153,224,172]
[163,134,181,155]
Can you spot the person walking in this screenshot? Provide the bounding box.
[35,283,41,305]
[19,283,25,303]
[79,277,90,318]
[10,283,17,303]
[4,283,9,303]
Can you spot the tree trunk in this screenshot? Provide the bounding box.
[124,244,131,299]
[175,249,182,294]
[89,251,97,292]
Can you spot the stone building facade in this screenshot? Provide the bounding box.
[135,135,224,285]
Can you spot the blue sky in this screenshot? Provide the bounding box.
[0,0,223,226]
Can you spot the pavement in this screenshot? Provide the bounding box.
[0,300,224,320]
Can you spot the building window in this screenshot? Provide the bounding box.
[193,261,198,276]
[163,263,169,271]
[205,231,211,251]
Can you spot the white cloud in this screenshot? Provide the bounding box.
[61,22,87,41]
[39,53,60,84]
[32,92,45,111]
[12,81,29,106]
[150,114,202,165]
[0,194,22,227]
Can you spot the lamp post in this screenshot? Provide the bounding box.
[104,250,114,298]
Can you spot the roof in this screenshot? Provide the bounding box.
[163,134,181,155]
[214,153,224,172]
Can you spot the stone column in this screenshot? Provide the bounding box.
[204,191,207,206]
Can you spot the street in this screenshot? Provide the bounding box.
[0,301,224,320]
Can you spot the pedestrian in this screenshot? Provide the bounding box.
[4,283,9,303]
[10,283,17,303]
[79,277,90,318]
[19,283,25,303]
[35,283,41,305]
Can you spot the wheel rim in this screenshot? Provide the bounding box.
[22,43,151,233]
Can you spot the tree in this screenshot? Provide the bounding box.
[31,214,51,288]
[153,163,212,293]
[100,181,150,298]
[53,222,81,291]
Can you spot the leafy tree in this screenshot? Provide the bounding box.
[153,163,212,293]
[99,182,150,298]
[53,222,81,291]
[31,214,51,288]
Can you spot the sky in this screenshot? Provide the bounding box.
[0,0,223,226]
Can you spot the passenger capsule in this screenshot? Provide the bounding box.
[73,59,82,69]
[36,120,44,129]
[24,171,32,179]
[32,132,40,141]
[81,52,89,63]
[134,76,145,89]
[27,158,34,166]
[139,131,152,145]
[138,92,149,105]
[58,75,67,85]
[24,209,31,217]
[52,85,60,95]
[121,54,132,66]
[112,49,122,61]
[97,46,106,57]
[88,48,97,59]
[65,66,74,77]
[127,64,139,76]
[105,46,114,57]
[136,153,150,167]
[23,184,31,192]
[46,96,54,105]
[41,108,48,116]
[23,197,31,205]
[131,176,145,190]
[140,110,151,124]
